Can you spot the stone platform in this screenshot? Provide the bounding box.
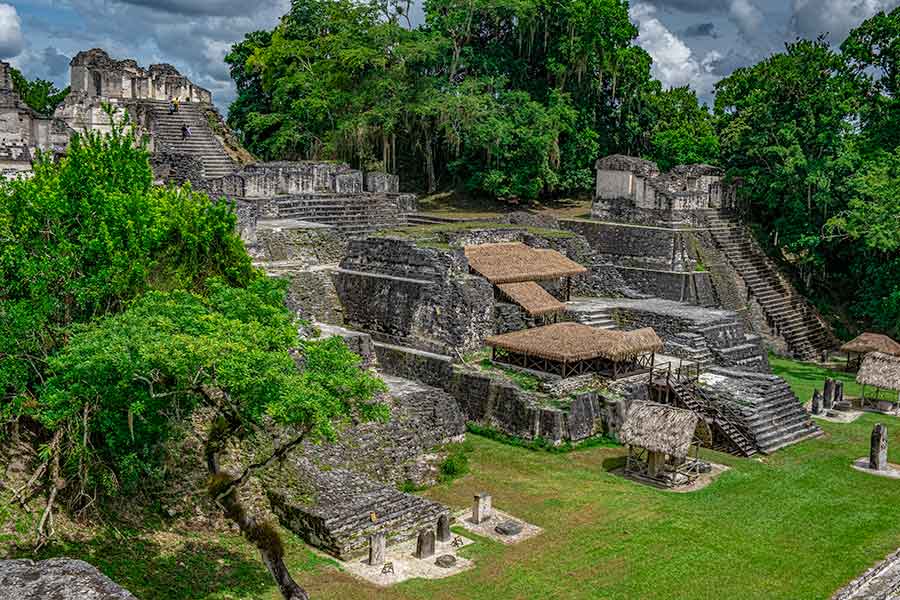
[568,297,769,372]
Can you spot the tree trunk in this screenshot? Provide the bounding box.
[205,417,308,600]
[424,128,435,194]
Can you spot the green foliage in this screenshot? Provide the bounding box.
[479,359,542,392]
[226,0,663,201]
[437,445,470,484]
[37,282,386,495]
[647,86,719,171]
[0,118,255,402]
[466,422,618,453]
[9,67,70,116]
[714,27,900,336]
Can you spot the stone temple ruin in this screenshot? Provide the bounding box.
[4,47,832,560]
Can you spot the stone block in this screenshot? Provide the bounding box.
[368,532,385,566]
[811,390,822,415]
[824,378,835,410]
[437,514,451,543]
[870,423,888,471]
[415,529,435,559]
[473,493,492,524]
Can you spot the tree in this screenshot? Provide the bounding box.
[1,117,387,600]
[0,117,254,404]
[646,86,719,171]
[9,68,70,116]
[226,0,661,201]
[38,283,386,600]
[714,38,856,285]
[841,6,900,150]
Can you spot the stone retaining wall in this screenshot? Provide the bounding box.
[373,343,610,443]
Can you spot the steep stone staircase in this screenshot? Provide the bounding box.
[704,211,834,361]
[670,379,758,457]
[269,458,448,560]
[274,194,409,236]
[698,368,822,454]
[569,306,616,330]
[146,100,235,179]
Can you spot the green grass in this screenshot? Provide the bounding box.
[16,358,900,600]
[770,353,862,402]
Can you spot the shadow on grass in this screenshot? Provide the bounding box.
[22,529,276,600]
[602,456,627,472]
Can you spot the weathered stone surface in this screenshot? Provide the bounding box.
[0,558,137,599]
[870,423,888,471]
[835,380,844,405]
[369,532,386,566]
[824,378,835,410]
[698,368,822,454]
[437,514,451,542]
[268,458,448,561]
[298,374,465,486]
[494,520,523,536]
[812,390,823,415]
[415,529,435,559]
[567,297,769,373]
[473,493,492,524]
[374,342,609,443]
[435,554,457,569]
[334,238,494,355]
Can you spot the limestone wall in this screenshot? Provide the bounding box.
[69,49,212,103]
[374,343,610,443]
[593,155,731,219]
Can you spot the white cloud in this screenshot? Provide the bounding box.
[0,4,24,59]
[630,2,720,97]
[792,0,900,43]
[730,0,764,38]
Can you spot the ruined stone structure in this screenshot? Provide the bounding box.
[55,49,241,180]
[693,368,822,454]
[568,297,769,372]
[0,559,137,599]
[586,154,834,361]
[204,161,416,236]
[0,62,71,177]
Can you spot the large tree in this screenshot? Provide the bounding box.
[1,119,386,600]
[226,0,661,201]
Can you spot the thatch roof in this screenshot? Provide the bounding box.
[619,401,699,458]
[857,352,900,392]
[841,332,900,356]
[497,281,566,316]
[485,322,663,362]
[464,242,587,284]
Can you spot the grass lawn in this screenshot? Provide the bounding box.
[770,353,863,401]
[21,358,900,600]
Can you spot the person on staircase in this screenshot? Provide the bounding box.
[169,97,180,114]
[181,123,191,140]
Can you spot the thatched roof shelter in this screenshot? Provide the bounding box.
[619,401,699,459]
[497,281,566,316]
[857,352,900,393]
[841,333,900,357]
[485,322,663,363]
[464,242,587,284]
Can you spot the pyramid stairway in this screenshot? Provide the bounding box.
[274,194,408,236]
[704,211,834,361]
[147,100,235,179]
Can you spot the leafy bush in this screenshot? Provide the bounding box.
[438,448,470,484]
[0,115,255,404]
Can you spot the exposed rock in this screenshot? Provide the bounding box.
[435,554,457,568]
[494,521,524,536]
[0,558,137,599]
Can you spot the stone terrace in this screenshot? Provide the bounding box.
[568,297,769,372]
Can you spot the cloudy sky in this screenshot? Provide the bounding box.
[3,0,899,110]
